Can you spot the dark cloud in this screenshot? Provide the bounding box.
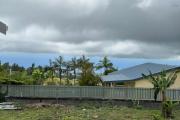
[0,0,180,59]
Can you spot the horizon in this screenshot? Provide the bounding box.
[1,52,180,70]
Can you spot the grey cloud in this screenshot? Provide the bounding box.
[0,0,180,58]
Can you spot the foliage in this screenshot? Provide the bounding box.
[0,61,40,85]
[32,69,45,85]
[79,72,100,86]
[96,56,117,75]
[44,78,77,85]
[69,57,78,85]
[78,55,100,86]
[27,63,35,75]
[64,61,71,85]
[0,79,24,85]
[54,56,64,85]
[163,100,179,118]
[152,114,163,120]
[0,55,116,85]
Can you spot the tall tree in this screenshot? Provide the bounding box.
[143,71,177,118]
[49,59,55,81]
[78,55,100,86]
[70,57,78,85]
[31,63,35,73]
[77,55,90,76]
[77,55,89,67]
[11,63,25,72]
[64,61,71,85]
[96,56,117,75]
[27,63,35,75]
[54,56,64,85]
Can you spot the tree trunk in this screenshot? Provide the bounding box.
[73,68,76,85]
[66,67,69,85]
[162,90,167,118]
[51,68,54,82]
[59,68,62,85]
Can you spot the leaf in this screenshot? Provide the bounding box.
[154,88,160,101]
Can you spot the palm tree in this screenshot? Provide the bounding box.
[49,59,55,81]
[77,55,91,73]
[70,57,78,85]
[77,55,100,86]
[31,63,35,74]
[54,56,64,85]
[143,71,177,118]
[77,55,90,67]
[96,56,117,75]
[64,61,71,85]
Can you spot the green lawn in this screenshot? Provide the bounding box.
[0,103,180,120]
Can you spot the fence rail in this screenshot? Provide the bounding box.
[1,85,180,101]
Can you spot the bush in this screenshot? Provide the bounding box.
[152,114,163,120]
[163,100,179,118]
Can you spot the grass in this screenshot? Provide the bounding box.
[0,103,179,120]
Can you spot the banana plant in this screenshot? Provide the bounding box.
[142,70,177,118]
[163,100,179,118]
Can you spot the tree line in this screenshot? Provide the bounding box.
[0,56,117,86]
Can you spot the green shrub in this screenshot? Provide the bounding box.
[163,100,179,118]
[152,114,163,120]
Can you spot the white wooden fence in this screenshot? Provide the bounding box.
[1,85,180,101]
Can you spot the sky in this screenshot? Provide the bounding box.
[0,0,180,69]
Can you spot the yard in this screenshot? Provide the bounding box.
[0,102,180,120]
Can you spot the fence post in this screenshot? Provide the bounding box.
[125,88,128,99]
[80,87,82,99]
[102,87,105,99]
[56,86,58,104]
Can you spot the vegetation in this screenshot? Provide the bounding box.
[76,56,99,86]
[32,69,45,85]
[0,55,116,86]
[143,71,178,119]
[53,56,64,85]
[0,104,171,120]
[96,56,117,75]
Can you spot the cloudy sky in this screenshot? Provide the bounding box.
[0,0,180,68]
